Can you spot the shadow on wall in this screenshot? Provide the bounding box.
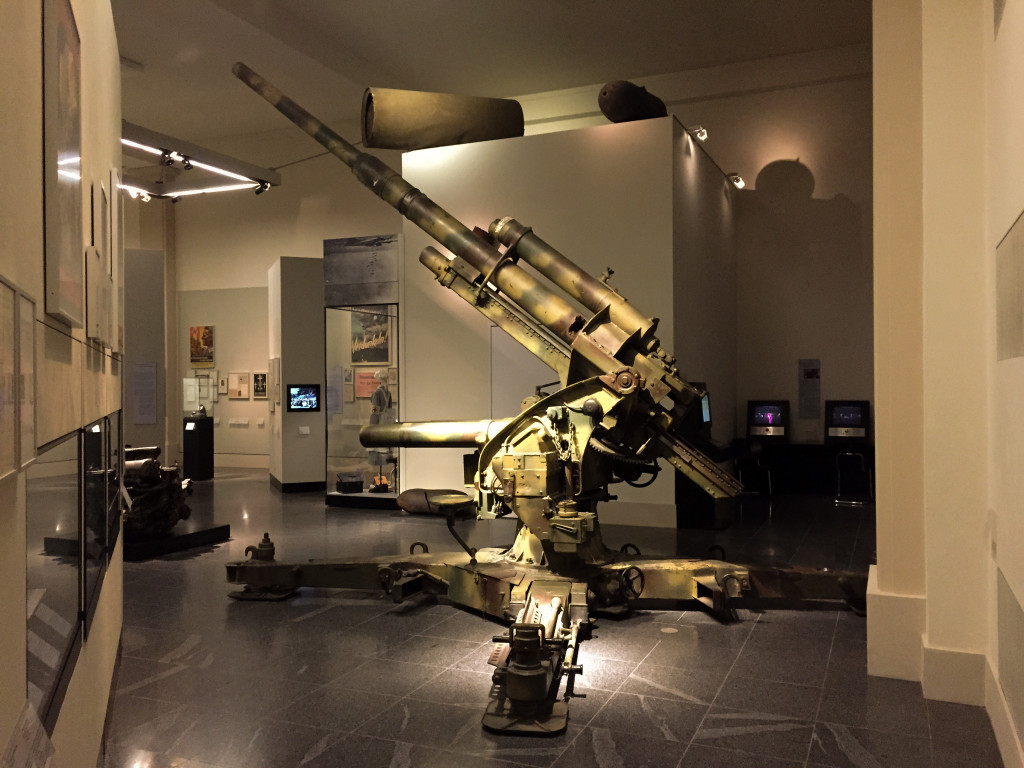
[734,160,871,441]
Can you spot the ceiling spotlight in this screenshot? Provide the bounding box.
[688,125,708,142]
[182,156,193,170]
[255,181,271,195]
[727,173,745,189]
[160,150,174,166]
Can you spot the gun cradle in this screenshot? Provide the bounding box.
[225,64,867,735]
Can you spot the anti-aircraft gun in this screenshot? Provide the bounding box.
[225,63,865,735]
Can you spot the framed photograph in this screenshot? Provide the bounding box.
[86,182,112,344]
[270,357,281,404]
[343,367,353,384]
[253,372,268,399]
[355,370,379,398]
[0,279,16,478]
[228,372,250,399]
[217,375,228,395]
[350,305,390,365]
[19,293,36,468]
[110,168,124,354]
[43,0,84,328]
[190,325,214,368]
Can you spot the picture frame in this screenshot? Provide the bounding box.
[270,357,281,404]
[0,278,16,478]
[110,168,124,354]
[355,370,379,398]
[190,325,214,368]
[252,372,268,399]
[43,0,84,328]
[19,293,36,468]
[228,372,250,399]
[218,375,228,395]
[85,181,112,345]
[350,305,390,365]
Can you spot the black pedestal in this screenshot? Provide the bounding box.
[182,416,213,480]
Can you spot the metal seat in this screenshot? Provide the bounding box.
[834,451,872,506]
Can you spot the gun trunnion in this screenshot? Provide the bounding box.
[225,63,867,735]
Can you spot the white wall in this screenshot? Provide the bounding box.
[124,249,165,450]
[673,126,737,445]
[271,257,326,486]
[0,0,123,765]
[177,286,270,466]
[990,0,1024,640]
[400,119,680,525]
[175,126,403,291]
[987,0,1024,761]
[871,1,1024,766]
[521,49,875,441]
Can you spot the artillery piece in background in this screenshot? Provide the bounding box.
[122,446,193,540]
[225,64,866,735]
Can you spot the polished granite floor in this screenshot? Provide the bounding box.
[100,469,1004,768]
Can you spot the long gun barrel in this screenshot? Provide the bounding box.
[361,419,511,449]
[232,63,586,346]
[233,63,741,500]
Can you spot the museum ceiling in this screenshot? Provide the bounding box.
[111,0,870,144]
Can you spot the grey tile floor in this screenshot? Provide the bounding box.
[100,469,1003,768]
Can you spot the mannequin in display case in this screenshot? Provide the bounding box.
[367,369,394,490]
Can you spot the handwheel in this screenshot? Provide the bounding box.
[619,566,645,599]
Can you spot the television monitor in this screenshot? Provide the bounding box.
[700,393,712,425]
[286,384,321,412]
[747,400,789,438]
[687,382,712,428]
[825,400,870,440]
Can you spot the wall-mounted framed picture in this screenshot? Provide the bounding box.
[190,325,214,368]
[217,374,228,396]
[228,372,250,399]
[253,372,268,399]
[0,278,16,479]
[350,305,390,365]
[355,370,379,398]
[270,357,281,404]
[19,293,36,468]
[43,0,84,328]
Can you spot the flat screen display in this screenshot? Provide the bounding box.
[825,400,870,440]
[700,394,712,424]
[830,404,864,426]
[286,384,320,412]
[747,400,789,438]
[752,404,784,426]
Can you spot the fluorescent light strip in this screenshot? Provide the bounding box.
[120,138,259,184]
[121,137,164,157]
[165,183,258,197]
[184,157,253,183]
